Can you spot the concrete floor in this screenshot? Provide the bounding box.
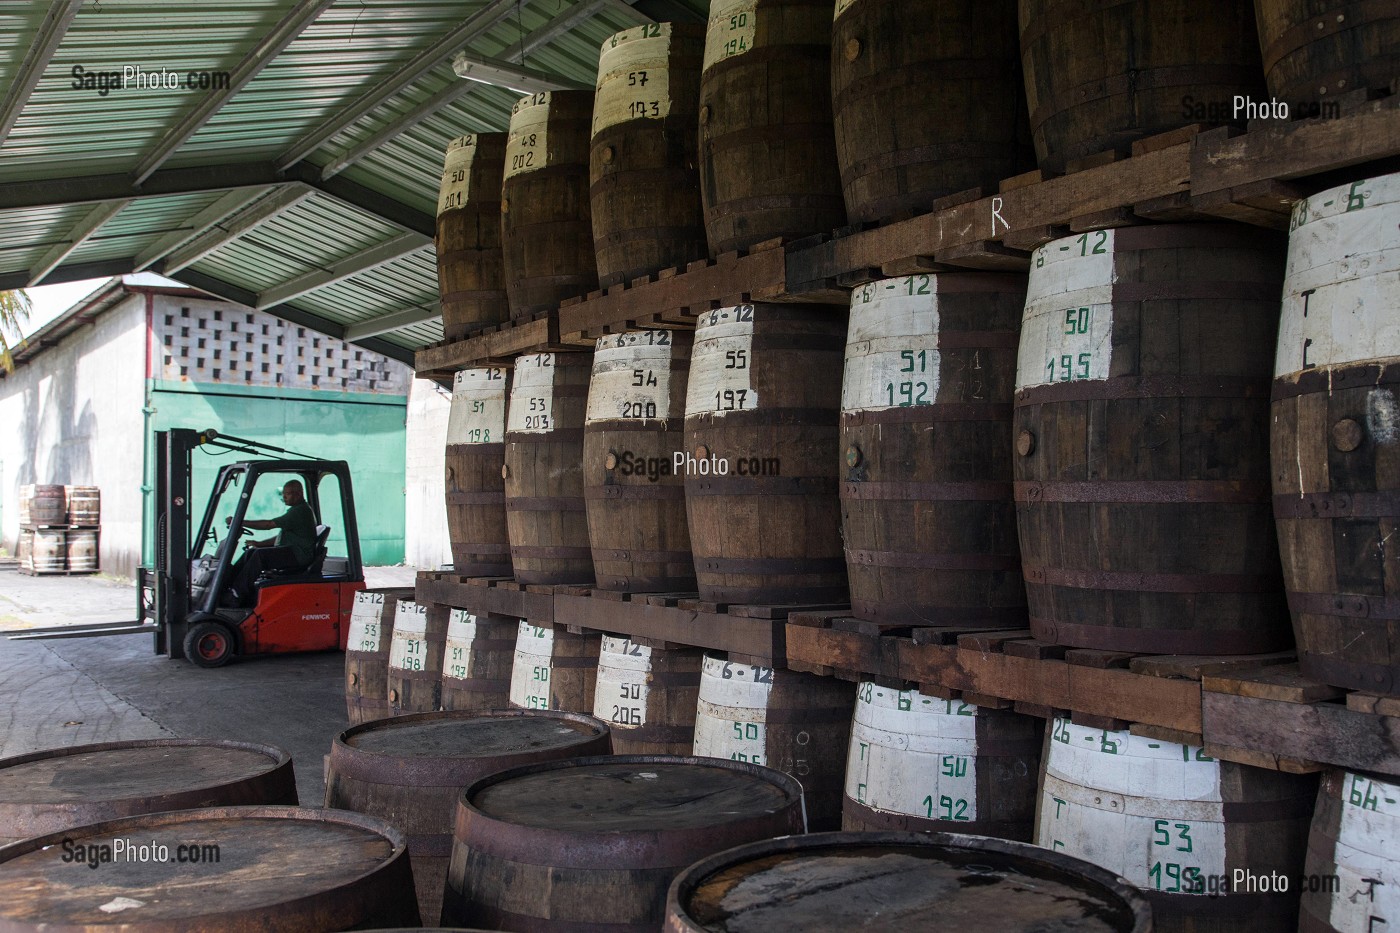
[0,566,417,805]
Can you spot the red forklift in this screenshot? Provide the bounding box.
[145,428,367,667]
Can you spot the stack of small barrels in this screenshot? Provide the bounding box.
[16,484,99,575]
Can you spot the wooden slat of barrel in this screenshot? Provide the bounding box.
[1273,174,1400,695]
[505,351,595,585]
[325,709,611,925]
[842,683,1040,840]
[1013,224,1289,655]
[692,652,854,830]
[445,366,513,577]
[387,601,447,715]
[65,485,100,525]
[436,133,509,341]
[698,0,845,254]
[1300,770,1400,932]
[1256,0,1400,105]
[509,620,601,713]
[346,588,415,725]
[0,806,420,931]
[1037,717,1316,932]
[65,527,98,572]
[590,23,708,288]
[831,0,1031,225]
[593,635,703,754]
[18,484,32,526]
[16,530,32,572]
[502,90,598,320]
[841,273,1028,626]
[665,830,1153,932]
[30,529,65,573]
[443,755,806,932]
[0,738,297,846]
[584,331,695,592]
[1019,0,1266,172]
[439,609,517,712]
[683,303,848,604]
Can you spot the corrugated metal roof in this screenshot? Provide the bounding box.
[0,0,709,364]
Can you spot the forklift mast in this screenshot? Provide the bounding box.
[151,428,203,660]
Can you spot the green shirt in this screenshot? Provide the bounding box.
[272,502,318,565]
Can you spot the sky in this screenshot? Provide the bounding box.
[6,274,186,342]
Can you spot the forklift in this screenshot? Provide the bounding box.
[145,427,367,667]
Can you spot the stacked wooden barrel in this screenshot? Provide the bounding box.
[501,90,598,319]
[505,352,595,585]
[436,133,508,340]
[346,587,414,724]
[1014,224,1289,655]
[439,609,516,712]
[18,485,65,525]
[509,620,600,713]
[841,273,1027,625]
[697,0,845,253]
[583,331,695,592]
[589,23,707,287]
[1273,174,1400,694]
[683,303,847,604]
[592,635,703,754]
[1301,770,1400,932]
[386,601,447,714]
[445,367,512,577]
[65,485,100,524]
[843,683,1040,839]
[1038,717,1316,931]
[1255,0,1400,105]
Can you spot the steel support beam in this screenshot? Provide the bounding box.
[131,0,336,185]
[274,0,520,171]
[133,187,272,272]
[161,186,314,273]
[0,258,134,293]
[0,1,83,148]
[452,53,591,94]
[343,304,441,341]
[254,232,428,310]
[27,200,131,286]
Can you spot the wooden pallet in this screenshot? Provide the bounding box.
[415,572,554,622]
[16,567,99,577]
[414,309,573,382]
[1202,665,1400,778]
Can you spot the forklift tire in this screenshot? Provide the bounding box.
[185,622,236,668]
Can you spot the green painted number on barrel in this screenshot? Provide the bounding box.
[940,755,968,777]
[1076,231,1108,256]
[1063,307,1090,335]
[904,274,931,296]
[900,349,928,372]
[1149,861,1203,893]
[923,794,970,820]
[884,380,931,407]
[732,721,760,741]
[1152,819,1193,853]
[1349,775,1381,810]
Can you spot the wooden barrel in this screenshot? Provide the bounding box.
[664,830,1153,932]
[442,755,806,931]
[831,0,1030,225]
[692,652,853,830]
[592,635,703,754]
[436,133,508,340]
[0,806,420,930]
[20,484,65,525]
[1013,225,1289,655]
[445,366,512,576]
[1300,770,1400,932]
[502,90,598,320]
[1038,716,1316,931]
[346,588,415,724]
[440,609,517,712]
[683,303,847,604]
[698,0,845,254]
[31,529,65,573]
[65,485,100,524]
[1019,0,1266,172]
[509,620,601,713]
[65,527,98,572]
[589,23,707,288]
[842,683,1040,840]
[0,738,297,846]
[326,709,611,925]
[387,600,447,715]
[584,331,695,592]
[16,529,32,572]
[841,273,1027,625]
[1274,174,1400,694]
[1256,0,1400,105]
[505,351,595,585]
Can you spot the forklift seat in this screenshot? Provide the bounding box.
[256,525,331,586]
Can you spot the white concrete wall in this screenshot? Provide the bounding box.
[0,294,148,579]
[404,376,451,570]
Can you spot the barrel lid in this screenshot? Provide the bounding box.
[667,831,1152,933]
[0,739,289,805]
[0,806,409,930]
[339,709,607,759]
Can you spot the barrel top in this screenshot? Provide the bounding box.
[470,758,797,832]
[0,807,402,926]
[673,833,1149,933]
[345,712,603,758]
[0,740,286,804]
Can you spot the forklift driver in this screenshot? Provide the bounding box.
[226,480,318,604]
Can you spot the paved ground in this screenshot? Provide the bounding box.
[0,566,418,805]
